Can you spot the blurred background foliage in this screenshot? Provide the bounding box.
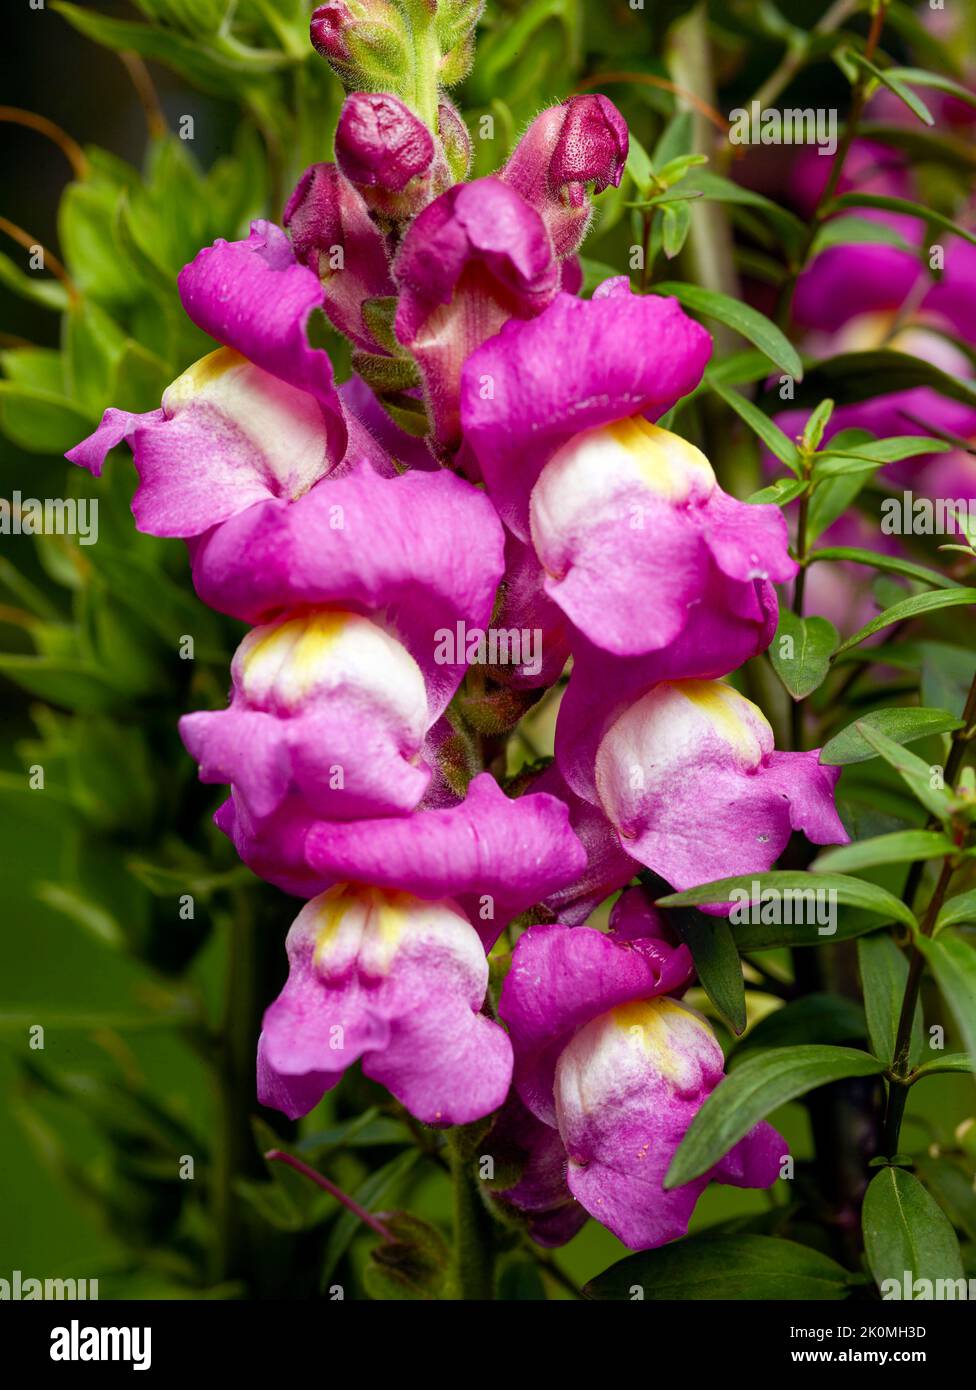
[1,0,974,1300]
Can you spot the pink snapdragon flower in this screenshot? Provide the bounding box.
[67,222,390,534]
[501,95,629,258]
[497,900,785,1249]
[258,884,512,1123]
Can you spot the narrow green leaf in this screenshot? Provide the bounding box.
[845,51,935,126]
[679,169,808,255]
[819,434,952,464]
[807,547,959,590]
[673,909,746,1035]
[817,830,953,873]
[708,378,801,468]
[658,871,917,930]
[666,1046,884,1188]
[936,889,976,931]
[820,707,963,765]
[914,932,976,1062]
[584,1234,855,1301]
[852,722,955,821]
[802,399,835,451]
[769,611,837,700]
[748,478,808,506]
[654,280,803,379]
[911,1053,974,1079]
[661,201,692,260]
[885,67,976,114]
[320,1149,421,1287]
[733,994,866,1055]
[834,588,976,656]
[812,215,916,255]
[857,932,923,1066]
[830,192,976,248]
[862,1167,964,1295]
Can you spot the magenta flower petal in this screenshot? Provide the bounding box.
[487,1091,587,1248]
[593,679,849,892]
[305,772,587,940]
[177,220,346,451]
[394,177,559,454]
[258,887,512,1124]
[180,609,433,828]
[499,922,694,1126]
[284,163,396,351]
[555,998,785,1249]
[301,772,583,934]
[502,95,628,258]
[190,463,506,718]
[460,291,712,537]
[554,584,780,804]
[528,417,794,659]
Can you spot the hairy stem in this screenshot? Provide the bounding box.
[445,1129,495,1300]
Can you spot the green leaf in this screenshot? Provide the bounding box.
[914,932,976,1063]
[845,51,934,126]
[666,1046,884,1188]
[658,871,917,930]
[862,1167,964,1296]
[911,1053,974,1079]
[0,382,93,453]
[769,611,837,700]
[817,434,952,467]
[364,1212,449,1302]
[320,1149,421,1287]
[830,192,976,248]
[812,215,917,256]
[672,909,746,1035]
[708,378,801,468]
[34,882,125,950]
[807,547,959,591]
[817,829,954,873]
[857,932,923,1067]
[0,250,69,311]
[654,280,803,380]
[820,707,964,765]
[763,349,976,414]
[679,169,807,256]
[52,2,292,98]
[834,588,976,656]
[884,67,976,114]
[584,1234,855,1301]
[936,889,976,931]
[0,655,123,713]
[748,478,808,506]
[801,399,835,451]
[914,1154,976,1243]
[660,201,692,260]
[851,722,954,822]
[734,994,866,1055]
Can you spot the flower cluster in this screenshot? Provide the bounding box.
[68,11,849,1252]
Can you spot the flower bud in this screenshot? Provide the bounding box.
[434,0,484,86]
[503,96,628,258]
[283,162,395,351]
[438,96,472,181]
[310,1,411,88]
[335,92,447,219]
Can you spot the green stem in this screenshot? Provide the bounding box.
[881,856,955,1155]
[777,0,889,328]
[879,669,976,1153]
[445,1129,495,1300]
[211,890,261,1283]
[404,0,442,131]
